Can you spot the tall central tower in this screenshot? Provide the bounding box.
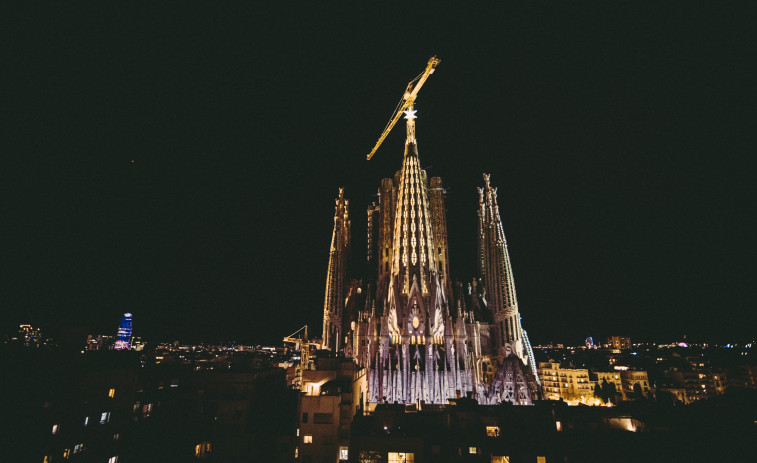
[353,108,475,405]
[385,107,447,343]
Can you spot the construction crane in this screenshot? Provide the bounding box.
[366,56,441,160]
[283,325,310,389]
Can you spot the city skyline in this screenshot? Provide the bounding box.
[4,4,754,346]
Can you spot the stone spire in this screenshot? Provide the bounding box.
[478,174,525,362]
[322,188,350,351]
[384,109,447,345]
[429,176,452,305]
[389,107,437,295]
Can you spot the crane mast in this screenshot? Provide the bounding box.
[282,325,310,390]
[366,56,440,160]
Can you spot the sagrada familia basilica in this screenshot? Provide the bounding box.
[320,99,541,406]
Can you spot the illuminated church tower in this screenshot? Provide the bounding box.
[347,108,473,404]
[322,188,350,351]
[476,174,539,403]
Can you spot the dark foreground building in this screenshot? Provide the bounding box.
[4,346,296,462]
[349,395,757,463]
[5,347,139,463]
[127,364,296,462]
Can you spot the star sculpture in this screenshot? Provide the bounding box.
[404,108,417,120]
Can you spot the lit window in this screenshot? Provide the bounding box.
[194,442,211,458]
[62,449,70,460]
[43,456,51,463]
[491,457,510,463]
[108,457,118,463]
[537,458,546,463]
[108,388,116,398]
[295,446,299,458]
[114,433,120,440]
[100,412,110,424]
[303,435,313,444]
[469,447,477,454]
[340,446,349,460]
[84,416,89,426]
[296,428,300,436]
[555,421,562,431]
[486,426,500,437]
[51,424,59,435]
[388,453,414,463]
[73,444,84,453]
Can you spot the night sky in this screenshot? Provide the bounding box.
[4,4,755,346]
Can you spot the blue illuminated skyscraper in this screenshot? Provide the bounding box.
[114,312,133,350]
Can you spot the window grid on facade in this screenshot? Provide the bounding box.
[388,452,414,463]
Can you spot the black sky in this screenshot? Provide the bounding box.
[3,3,755,346]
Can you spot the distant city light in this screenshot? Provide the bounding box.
[114,313,133,350]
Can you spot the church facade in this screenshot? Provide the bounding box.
[321,111,540,405]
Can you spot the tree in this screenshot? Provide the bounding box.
[632,382,643,400]
[655,389,675,405]
[594,380,605,402]
[606,381,618,404]
[595,378,616,404]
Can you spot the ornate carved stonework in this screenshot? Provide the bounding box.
[324,116,539,405]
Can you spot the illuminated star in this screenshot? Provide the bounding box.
[404,108,417,120]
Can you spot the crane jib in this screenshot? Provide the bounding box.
[366,56,440,160]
